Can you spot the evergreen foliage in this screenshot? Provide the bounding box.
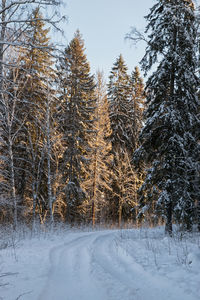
[134,0,200,233]
[57,30,96,223]
[14,8,59,225]
[83,71,113,226]
[129,66,145,150]
[107,56,144,225]
[108,54,132,153]
[1,1,199,232]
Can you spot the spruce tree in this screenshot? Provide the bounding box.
[134,0,200,233]
[83,71,113,226]
[129,66,145,224]
[129,66,145,149]
[58,31,96,223]
[108,55,142,225]
[15,8,59,225]
[108,54,132,152]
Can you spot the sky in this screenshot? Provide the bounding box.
[59,0,155,78]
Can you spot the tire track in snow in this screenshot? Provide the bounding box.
[38,231,109,300]
[38,230,197,300]
[91,233,197,300]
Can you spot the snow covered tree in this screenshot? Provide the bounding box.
[14,8,60,225]
[196,4,200,231]
[107,55,143,225]
[129,66,145,224]
[129,66,145,150]
[0,66,26,228]
[0,0,63,98]
[113,150,141,227]
[58,31,96,224]
[134,0,200,233]
[0,0,63,227]
[107,54,132,153]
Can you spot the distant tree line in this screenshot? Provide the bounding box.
[0,0,200,234]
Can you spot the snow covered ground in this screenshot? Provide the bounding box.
[0,226,200,300]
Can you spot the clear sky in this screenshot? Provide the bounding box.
[60,0,155,78]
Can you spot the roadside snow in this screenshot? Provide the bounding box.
[0,227,199,300]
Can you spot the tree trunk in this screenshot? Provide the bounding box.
[32,189,37,228]
[0,0,6,89]
[164,26,177,236]
[165,201,172,236]
[8,138,17,229]
[197,197,200,232]
[118,200,122,228]
[91,150,98,227]
[46,90,54,226]
[92,200,95,227]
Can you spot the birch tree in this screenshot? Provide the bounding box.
[0,0,63,227]
[0,0,63,92]
[12,8,60,226]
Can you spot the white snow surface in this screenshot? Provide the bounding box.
[0,226,200,300]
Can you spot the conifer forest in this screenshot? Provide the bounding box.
[0,0,200,236]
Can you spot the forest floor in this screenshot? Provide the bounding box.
[0,225,200,300]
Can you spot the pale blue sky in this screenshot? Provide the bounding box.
[60,0,155,78]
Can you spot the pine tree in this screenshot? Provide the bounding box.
[134,0,200,233]
[58,31,96,223]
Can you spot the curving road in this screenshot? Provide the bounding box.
[38,230,196,300]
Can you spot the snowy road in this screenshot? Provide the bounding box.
[37,230,198,300]
[1,228,199,300]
